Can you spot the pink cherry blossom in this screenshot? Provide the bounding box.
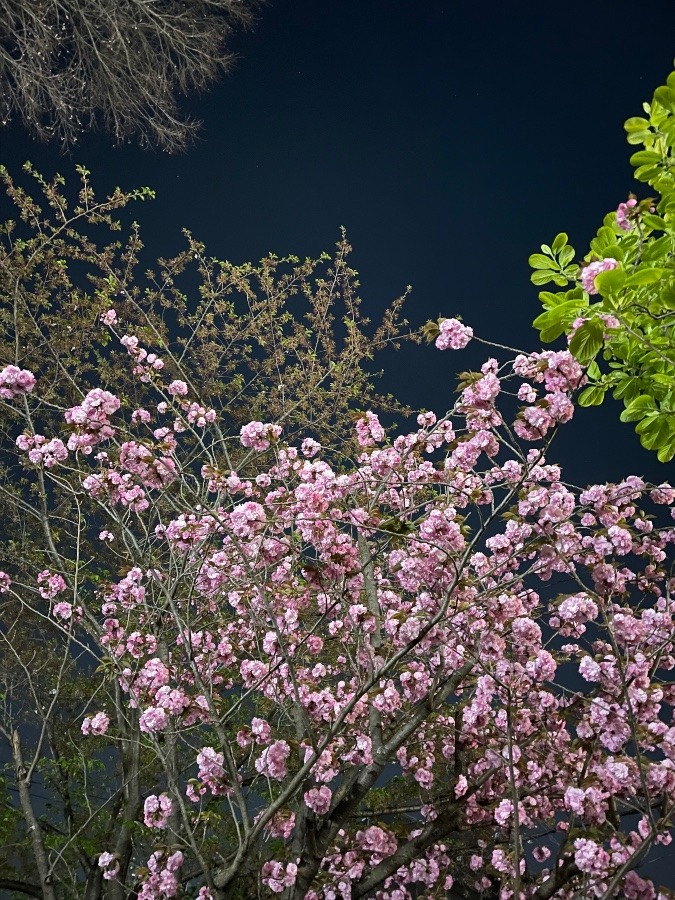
[143,793,172,828]
[0,365,36,399]
[435,317,474,350]
[580,257,619,294]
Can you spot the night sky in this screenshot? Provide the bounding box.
[3,0,675,485]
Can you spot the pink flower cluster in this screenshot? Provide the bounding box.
[16,433,68,467]
[98,851,120,881]
[119,441,177,490]
[0,365,36,400]
[435,317,474,351]
[120,334,165,383]
[138,850,184,900]
[240,420,283,451]
[355,411,386,447]
[65,389,120,453]
[22,322,675,900]
[185,402,216,428]
[82,712,110,735]
[304,785,332,815]
[143,793,172,828]
[255,740,291,780]
[580,257,619,294]
[83,468,149,513]
[512,350,583,439]
[0,572,11,593]
[37,569,67,599]
[616,195,638,231]
[261,860,298,893]
[187,746,229,801]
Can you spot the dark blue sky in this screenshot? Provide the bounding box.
[3,0,675,485]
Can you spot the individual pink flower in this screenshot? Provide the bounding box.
[494,798,513,825]
[301,437,321,457]
[139,706,169,733]
[357,825,398,861]
[304,785,332,815]
[52,601,73,620]
[251,717,272,744]
[435,317,473,350]
[167,380,188,396]
[0,572,11,593]
[580,258,619,294]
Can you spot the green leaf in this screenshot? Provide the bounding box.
[642,213,666,230]
[634,164,661,182]
[593,267,626,296]
[551,232,568,254]
[620,394,657,422]
[626,131,653,145]
[529,253,556,270]
[538,290,564,309]
[625,267,664,286]
[629,150,661,166]
[654,85,675,113]
[569,319,605,363]
[577,385,607,406]
[530,269,558,286]
[586,360,602,380]
[650,373,675,387]
[559,245,575,267]
[657,436,675,462]
[660,281,675,309]
[624,116,650,131]
[637,413,672,450]
[533,299,587,343]
[613,377,641,402]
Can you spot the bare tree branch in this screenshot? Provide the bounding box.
[0,0,264,151]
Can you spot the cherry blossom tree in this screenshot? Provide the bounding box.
[1,288,674,898]
[1,166,675,899]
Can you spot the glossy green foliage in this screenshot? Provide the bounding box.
[530,69,675,462]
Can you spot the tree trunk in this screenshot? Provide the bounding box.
[12,729,58,900]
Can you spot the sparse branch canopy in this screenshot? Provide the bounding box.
[0,0,264,151]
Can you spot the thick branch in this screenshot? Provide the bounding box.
[11,730,58,900]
